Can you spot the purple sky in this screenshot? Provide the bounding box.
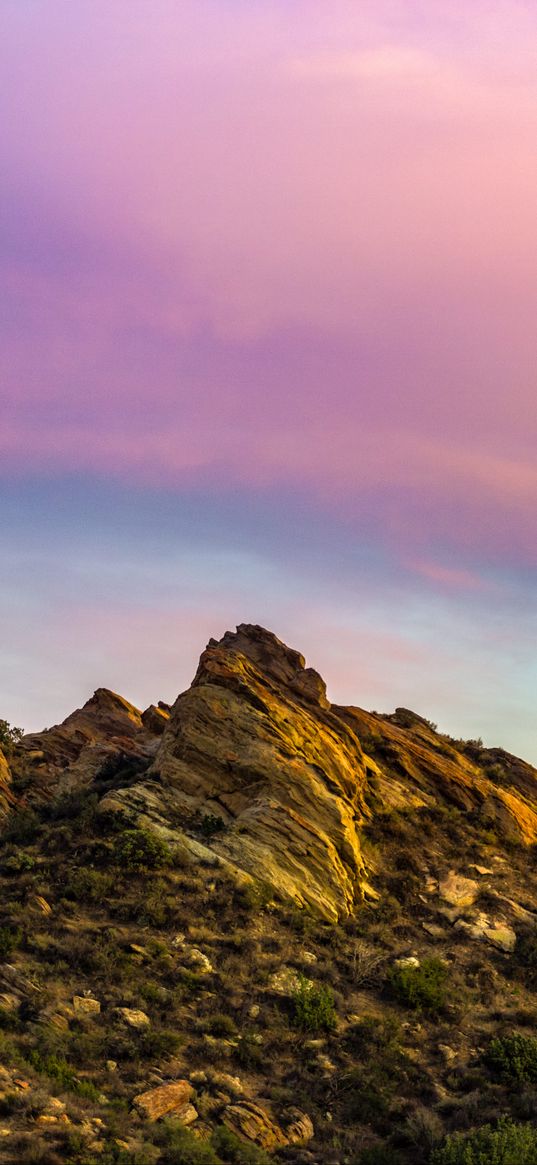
[1,2,536,760]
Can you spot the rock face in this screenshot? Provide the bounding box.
[0,748,13,819]
[18,688,159,800]
[7,622,537,925]
[133,1081,196,1123]
[222,1101,288,1150]
[335,703,537,844]
[90,622,537,922]
[104,625,370,921]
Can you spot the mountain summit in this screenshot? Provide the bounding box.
[8,624,537,921]
[3,626,537,1163]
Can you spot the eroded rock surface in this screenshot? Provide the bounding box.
[7,622,537,927]
[133,1081,196,1123]
[103,625,370,920]
[18,688,157,800]
[0,748,13,818]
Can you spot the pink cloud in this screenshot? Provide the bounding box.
[2,0,537,571]
[407,559,493,593]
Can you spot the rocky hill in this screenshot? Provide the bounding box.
[1,625,537,1164]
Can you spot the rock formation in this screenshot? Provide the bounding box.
[102,625,371,921]
[6,623,537,922]
[18,688,164,801]
[0,746,13,818]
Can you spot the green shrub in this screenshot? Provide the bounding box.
[513,928,537,988]
[2,809,40,844]
[199,813,225,837]
[0,926,22,960]
[1,851,36,874]
[27,1050,101,1100]
[114,828,171,872]
[431,1118,537,1164]
[205,1014,238,1038]
[64,868,115,903]
[358,1147,405,1165]
[138,1028,182,1059]
[386,957,449,1015]
[0,720,23,753]
[45,790,100,825]
[291,974,337,1032]
[234,1032,264,1069]
[485,1033,537,1084]
[157,1119,221,1164]
[212,1125,273,1164]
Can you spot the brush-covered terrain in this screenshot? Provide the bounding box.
[1,625,537,1165]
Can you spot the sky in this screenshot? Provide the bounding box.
[1,1,536,761]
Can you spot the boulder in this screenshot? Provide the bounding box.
[268,967,308,996]
[439,871,479,909]
[210,1072,244,1098]
[184,947,213,974]
[133,1081,196,1123]
[30,896,52,916]
[223,1101,288,1150]
[453,915,516,952]
[115,1007,150,1030]
[286,1109,314,1144]
[72,996,101,1017]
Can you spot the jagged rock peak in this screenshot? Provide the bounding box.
[62,688,143,733]
[195,623,330,710]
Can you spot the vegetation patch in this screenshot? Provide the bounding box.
[386,957,450,1015]
[485,1032,537,1084]
[291,974,337,1032]
[114,828,172,873]
[431,1118,537,1164]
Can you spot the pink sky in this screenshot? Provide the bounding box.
[1,2,536,758]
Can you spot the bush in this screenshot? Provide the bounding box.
[114,828,171,873]
[386,958,449,1015]
[513,928,537,988]
[2,809,40,844]
[291,975,337,1032]
[1,851,36,874]
[205,1013,238,1038]
[199,813,226,838]
[157,1120,221,1164]
[358,1148,405,1165]
[64,868,115,904]
[431,1118,537,1164]
[0,926,22,960]
[27,1050,101,1101]
[0,720,23,753]
[212,1126,273,1164]
[485,1033,537,1084]
[137,1028,182,1059]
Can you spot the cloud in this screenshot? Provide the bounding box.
[288,46,447,82]
[2,1,537,761]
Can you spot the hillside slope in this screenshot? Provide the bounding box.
[1,625,537,1165]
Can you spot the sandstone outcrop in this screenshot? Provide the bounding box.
[133,1081,196,1123]
[335,703,537,843]
[0,748,13,819]
[90,623,537,921]
[7,622,537,925]
[222,1101,288,1150]
[18,688,157,800]
[103,625,371,920]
